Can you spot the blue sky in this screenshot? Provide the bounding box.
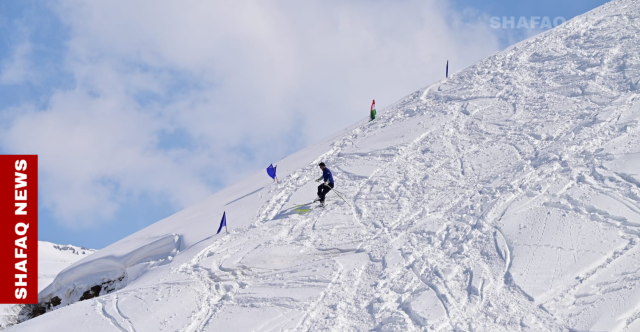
[451,0,610,46]
[0,0,610,249]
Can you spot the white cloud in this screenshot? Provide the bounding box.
[0,0,501,227]
[0,41,36,85]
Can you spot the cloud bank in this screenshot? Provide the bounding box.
[0,0,501,228]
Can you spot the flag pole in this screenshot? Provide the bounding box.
[446,60,449,78]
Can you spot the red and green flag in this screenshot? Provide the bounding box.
[370,100,376,120]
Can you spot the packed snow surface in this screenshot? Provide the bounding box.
[0,242,95,329]
[12,0,640,331]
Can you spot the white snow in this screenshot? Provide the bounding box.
[0,242,95,329]
[9,0,640,330]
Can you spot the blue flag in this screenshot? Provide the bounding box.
[446,60,449,78]
[217,212,227,234]
[266,164,277,180]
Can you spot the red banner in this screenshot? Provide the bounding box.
[0,156,38,304]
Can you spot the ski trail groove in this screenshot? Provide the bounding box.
[96,299,129,332]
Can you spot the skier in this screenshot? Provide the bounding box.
[315,162,334,205]
[370,100,377,121]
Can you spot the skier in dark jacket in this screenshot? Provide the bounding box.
[315,162,334,204]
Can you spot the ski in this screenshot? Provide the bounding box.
[291,201,318,214]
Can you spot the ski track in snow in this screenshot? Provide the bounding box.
[96,299,129,332]
[13,1,640,331]
[172,1,640,330]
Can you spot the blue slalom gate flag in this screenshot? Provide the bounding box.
[217,212,227,234]
[446,60,449,78]
[266,164,278,182]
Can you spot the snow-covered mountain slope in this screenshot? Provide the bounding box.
[0,242,95,329]
[10,0,640,331]
[37,242,97,292]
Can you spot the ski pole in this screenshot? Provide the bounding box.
[332,187,345,195]
[333,191,352,208]
[325,184,352,207]
[330,186,347,197]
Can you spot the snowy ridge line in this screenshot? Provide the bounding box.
[39,234,180,308]
[9,1,640,330]
[0,241,96,330]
